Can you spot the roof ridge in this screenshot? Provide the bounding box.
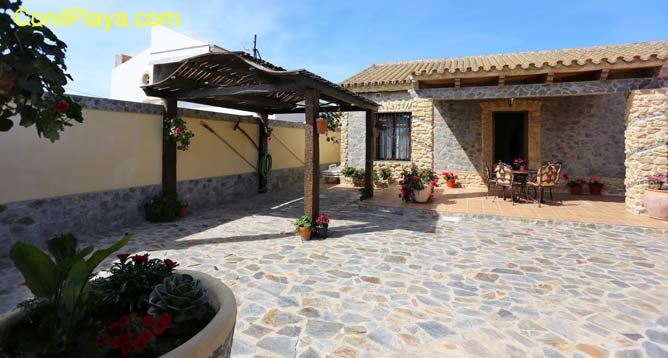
[369,40,668,67]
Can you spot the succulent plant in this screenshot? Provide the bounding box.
[147,274,209,324]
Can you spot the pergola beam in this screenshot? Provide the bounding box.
[295,75,378,112]
[152,82,302,100]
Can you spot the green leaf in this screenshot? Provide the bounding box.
[47,233,77,263]
[62,259,88,313]
[85,234,132,272]
[9,242,58,297]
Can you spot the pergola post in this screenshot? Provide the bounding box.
[304,88,320,221]
[364,110,376,197]
[258,113,269,193]
[162,99,178,198]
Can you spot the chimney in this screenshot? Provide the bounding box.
[114,54,133,67]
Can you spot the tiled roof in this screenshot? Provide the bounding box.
[341,41,668,89]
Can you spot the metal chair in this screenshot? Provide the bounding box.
[525,163,562,207]
[483,161,497,199]
[494,162,518,205]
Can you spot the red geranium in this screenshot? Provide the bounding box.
[54,100,69,112]
[143,315,155,328]
[117,253,130,262]
[164,258,179,269]
[131,253,149,263]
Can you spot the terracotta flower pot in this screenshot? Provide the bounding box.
[589,186,602,195]
[519,165,526,172]
[178,206,188,217]
[316,118,327,134]
[373,128,380,137]
[644,189,668,221]
[299,226,312,240]
[352,177,364,187]
[570,186,582,195]
[446,179,456,188]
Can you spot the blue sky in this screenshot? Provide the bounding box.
[20,0,668,98]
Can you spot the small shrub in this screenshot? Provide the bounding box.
[145,194,178,222]
[294,215,312,233]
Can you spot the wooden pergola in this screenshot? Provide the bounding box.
[142,48,378,221]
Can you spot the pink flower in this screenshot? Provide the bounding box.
[429,193,435,199]
[172,127,181,136]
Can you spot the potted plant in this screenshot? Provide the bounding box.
[442,172,458,188]
[314,214,330,238]
[375,166,391,188]
[513,158,526,171]
[588,176,604,195]
[351,168,366,187]
[644,173,668,220]
[563,174,587,195]
[373,117,392,137]
[320,112,344,143]
[177,200,189,217]
[0,235,238,358]
[341,166,355,185]
[399,164,439,203]
[164,117,195,151]
[294,215,312,241]
[315,118,327,134]
[145,194,179,222]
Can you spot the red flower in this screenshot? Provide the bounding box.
[111,334,125,348]
[562,174,569,180]
[134,336,149,352]
[117,253,130,262]
[164,259,179,269]
[153,314,172,335]
[143,315,155,328]
[131,253,149,263]
[109,322,123,335]
[118,315,130,326]
[54,100,69,112]
[95,335,111,347]
[139,329,153,342]
[120,340,134,355]
[267,136,272,141]
[159,313,172,325]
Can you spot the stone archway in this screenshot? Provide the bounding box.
[480,99,542,169]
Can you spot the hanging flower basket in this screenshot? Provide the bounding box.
[316,118,327,134]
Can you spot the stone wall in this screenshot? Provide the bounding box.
[0,164,333,256]
[541,95,626,178]
[624,88,668,214]
[343,91,434,179]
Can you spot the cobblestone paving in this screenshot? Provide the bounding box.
[1,186,668,357]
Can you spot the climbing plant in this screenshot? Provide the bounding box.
[0,0,83,141]
[163,117,195,151]
[319,111,344,143]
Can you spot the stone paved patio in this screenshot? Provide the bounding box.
[1,186,668,357]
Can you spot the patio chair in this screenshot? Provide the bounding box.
[483,160,497,199]
[493,162,519,205]
[524,163,562,207]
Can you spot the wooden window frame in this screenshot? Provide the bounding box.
[375,112,412,161]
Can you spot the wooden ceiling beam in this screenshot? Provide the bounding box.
[158,82,301,100]
[599,68,610,81]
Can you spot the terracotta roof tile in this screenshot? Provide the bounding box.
[341,41,668,88]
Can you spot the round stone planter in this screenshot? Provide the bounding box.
[644,189,668,221]
[0,270,237,358]
[413,185,433,203]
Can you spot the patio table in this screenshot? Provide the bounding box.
[511,169,537,202]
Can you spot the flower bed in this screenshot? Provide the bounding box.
[0,234,235,358]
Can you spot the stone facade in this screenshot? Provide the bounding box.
[0,164,333,256]
[624,88,668,214]
[344,91,633,194]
